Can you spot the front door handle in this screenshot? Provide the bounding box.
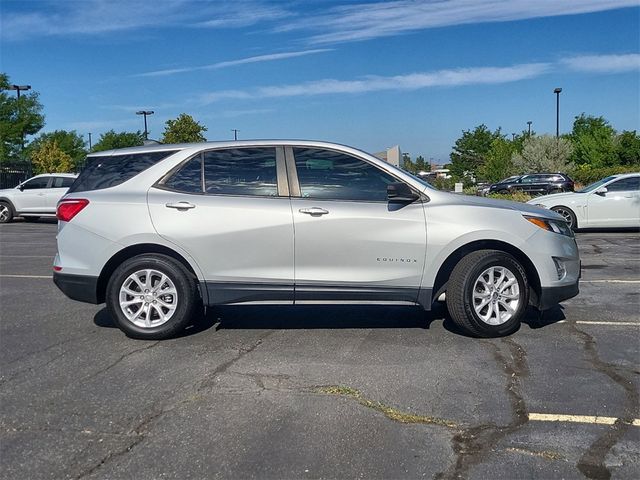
[166,201,196,210]
[299,207,329,216]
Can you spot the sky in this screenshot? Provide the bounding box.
[2,0,639,162]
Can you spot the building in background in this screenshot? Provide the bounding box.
[374,145,403,168]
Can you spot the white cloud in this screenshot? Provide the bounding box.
[1,0,291,41]
[278,0,638,44]
[136,49,332,78]
[199,62,551,103]
[561,53,640,73]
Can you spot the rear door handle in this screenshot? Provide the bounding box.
[299,207,329,216]
[166,201,196,210]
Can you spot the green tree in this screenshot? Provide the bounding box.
[480,137,515,182]
[449,124,503,179]
[91,130,144,152]
[414,155,427,173]
[615,130,640,166]
[27,130,86,169]
[161,113,207,144]
[402,153,417,174]
[570,114,617,168]
[31,140,73,173]
[512,135,573,173]
[0,73,45,162]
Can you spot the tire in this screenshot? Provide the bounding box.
[106,254,199,340]
[498,189,509,195]
[23,216,41,222]
[0,202,14,223]
[446,250,529,337]
[550,188,563,194]
[550,206,577,230]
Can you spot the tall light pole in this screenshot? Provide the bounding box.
[231,129,239,141]
[87,133,92,150]
[9,85,32,152]
[136,110,154,140]
[553,88,562,138]
[527,121,532,136]
[9,84,31,99]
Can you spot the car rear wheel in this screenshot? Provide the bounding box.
[106,254,199,339]
[446,250,529,337]
[551,206,577,230]
[498,189,509,195]
[0,202,13,223]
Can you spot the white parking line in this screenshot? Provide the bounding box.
[581,279,640,284]
[0,255,53,258]
[0,274,52,279]
[556,320,639,326]
[529,413,640,426]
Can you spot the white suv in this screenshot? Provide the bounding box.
[53,141,580,339]
[0,173,77,223]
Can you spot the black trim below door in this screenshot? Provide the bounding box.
[202,281,432,308]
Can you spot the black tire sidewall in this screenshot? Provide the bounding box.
[461,253,528,337]
[106,254,196,339]
[551,206,576,230]
[0,202,14,223]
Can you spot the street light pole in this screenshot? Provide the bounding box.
[88,133,92,150]
[136,110,154,140]
[527,121,532,136]
[231,129,239,141]
[9,85,32,152]
[553,88,562,138]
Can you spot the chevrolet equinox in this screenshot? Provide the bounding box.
[53,141,580,339]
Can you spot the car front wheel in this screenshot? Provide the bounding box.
[0,202,13,223]
[446,250,529,337]
[106,254,199,339]
[551,206,577,230]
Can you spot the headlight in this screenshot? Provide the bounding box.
[524,215,574,237]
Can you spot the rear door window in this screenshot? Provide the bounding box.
[51,177,75,188]
[68,150,178,193]
[203,148,278,197]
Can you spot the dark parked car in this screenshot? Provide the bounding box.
[488,173,574,196]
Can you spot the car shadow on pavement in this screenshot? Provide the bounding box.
[94,303,566,338]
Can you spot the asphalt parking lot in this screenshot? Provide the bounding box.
[1,220,638,480]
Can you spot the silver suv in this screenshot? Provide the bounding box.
[53,141,580,339]
[0,173,77,223]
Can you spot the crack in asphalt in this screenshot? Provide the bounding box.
[566,321,639,480]
[0,349,68,387]
[80,341,161,382]
[1,331,96,367]
[73,331,276,479]
[436,337,530,480]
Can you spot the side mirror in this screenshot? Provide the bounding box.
[595,187,607,196]
[387,182,419,202]
[18,185,24,191]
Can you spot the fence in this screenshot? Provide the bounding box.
[0,162,33,189]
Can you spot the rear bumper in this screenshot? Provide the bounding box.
[537,280,579,310]
[53,272,100,304]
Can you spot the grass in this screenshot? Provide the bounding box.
[315,385,458,428]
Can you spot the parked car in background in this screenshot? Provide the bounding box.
[488,173,574,196]
[0,173,78,223]
[53,140,579,340]
[529,173,640,230]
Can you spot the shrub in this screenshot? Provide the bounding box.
[569,165,639,185]
[486,191,533,203]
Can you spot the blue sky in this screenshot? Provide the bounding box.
[2,0,639,162]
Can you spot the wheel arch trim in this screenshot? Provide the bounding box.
[429,239,542,309]
[96,243,208,305]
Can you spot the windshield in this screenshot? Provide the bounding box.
[500,175,520,183]
[577,176,617,193]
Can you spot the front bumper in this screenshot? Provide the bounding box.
[537,280,579,310]
[53,272,100,304]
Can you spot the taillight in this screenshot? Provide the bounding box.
[57,199,89,222]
